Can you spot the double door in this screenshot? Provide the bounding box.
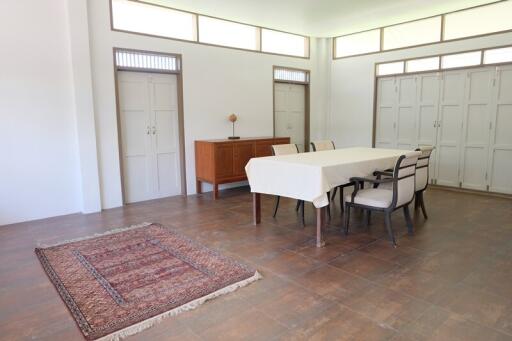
[375,64,512,194]
[118,71,182,203]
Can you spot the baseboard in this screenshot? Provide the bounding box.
[429,184,512,199]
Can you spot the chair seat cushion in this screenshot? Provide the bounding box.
[345,188,393,208]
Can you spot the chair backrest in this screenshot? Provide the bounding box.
[310,140,335,151]
[271,143,299,156]
[415,146,434,192]
[392,151,420,208]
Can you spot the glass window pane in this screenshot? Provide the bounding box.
[115,50,179,71]
[274,68,308,83]
[261,29,308,57]
[335,29,380,57]
[444,1,512,40]
[377,61,404,76]
[406,57,440,73]
[441,51,481,69]
[198,16,258,50]
[111,0,196,41]
[383,17,441,50]
[484,46,512,64]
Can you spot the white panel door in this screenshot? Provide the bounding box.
[460,67,493,191]
[118,72,153,203]
[416,73,440,182]
[274,83,306,151]
[375,77,397,148]
[396,76,417,150]
[488,65,512,194]
[150,73,181,199]
[118,71,181,203]
[435,70,466,187]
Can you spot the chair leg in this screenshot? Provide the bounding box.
[414,194,420,210]
[295,200,301,211]
[343,204,351,235]
[272,196,280,218]
[404,205,413,235]
[300,201,305,227]
[339,187,344,212]
[384,212,396,247]
[419,192,428,219]
[331,187,338,201]
[368,211,372,225]
[363,209,370,227]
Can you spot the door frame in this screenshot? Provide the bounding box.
[272,65,311,151]
[113,47,187,203]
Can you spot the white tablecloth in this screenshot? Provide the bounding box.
[245,147,407,208]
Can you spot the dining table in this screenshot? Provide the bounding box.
[245,147,409,247]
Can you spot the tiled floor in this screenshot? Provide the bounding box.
[1,187,511,340]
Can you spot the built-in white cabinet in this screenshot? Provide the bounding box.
[375,64,512,194]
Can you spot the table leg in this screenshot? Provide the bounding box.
[316,206,326,247]
[253,193,261,225]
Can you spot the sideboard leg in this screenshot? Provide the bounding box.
[213,184,219,200]
[196,180,202,194]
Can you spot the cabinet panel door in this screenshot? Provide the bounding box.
[215,144,234,178]
[416,73,440,182]
[397,76,417,150]
[233,142,255,176]
[489,65,512,194]
[376,77,397,148]
[436,71,465,187]
[460,68,493,191]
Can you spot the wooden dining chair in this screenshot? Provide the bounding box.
[375,146,434,219]
[413,146,434,219]
[271,144,306,226]
[344,151,420,247]
[310,140,353,212]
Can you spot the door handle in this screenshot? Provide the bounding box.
[152,126,156,135]
[146,126,150,135]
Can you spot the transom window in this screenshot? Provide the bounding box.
[376,45,512,76]
[110,0,309,58]
[335,1,512,58]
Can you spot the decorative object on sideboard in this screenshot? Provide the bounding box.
[228,113,240,139]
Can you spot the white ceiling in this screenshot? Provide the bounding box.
[148,0,497,37]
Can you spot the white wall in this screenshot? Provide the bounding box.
[86,0,328,209]
[0,0,82,225]
[329,31,512,148]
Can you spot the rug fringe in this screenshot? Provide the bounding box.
[96,271,263,341]
[36,222,152,248]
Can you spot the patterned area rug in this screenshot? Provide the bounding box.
[35,223,261,340]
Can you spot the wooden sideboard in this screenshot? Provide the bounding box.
[195,137,290,199]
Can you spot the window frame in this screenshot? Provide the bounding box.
[109,0,310,59]
[333,0,512,59]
